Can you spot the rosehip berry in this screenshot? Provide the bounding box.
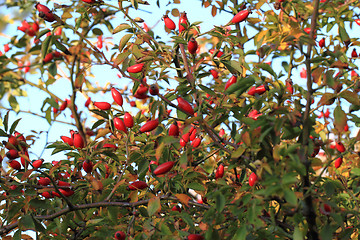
[334,157,343,168]
[6,149,19,160]
[187,37,198,55]
[163,14,176,30]
[153,161,175,175]
[127,181,148,190]
[113,117,127,133]
[232,9,250,23]
[169,122,179,137]
[32,159,44,169]
[352,49,358,58]
[38,177,51,186]
[319,37,325,48]
[9,160,21,170]
[61,136,74,146]
[225,75,237,90]
[139,120,159,133]
[83,160,93,173]
[335,142,345,153]
[177,97,194,116]
[210,69,219,79]
[123,112,134,128]
[111,88,123,106]
[249,172,258,187]
[149,84,159,95]
[94,101,111,110]
[215,164,224,179]
[127,63,144,73]
[179,12,188,33]
[114,231,126,240]
[73,133,85,149]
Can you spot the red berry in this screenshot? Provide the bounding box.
[179,12,188,33]
[94,101,111,110]
[114,117,127,133]
[32,159,44,169]
[38,177,51,186]
[61,136,74,146]
[97,35,103,49]
[189,128,197,141]
[286,79,293,94]
[82,0,96,3]
[352,49,358,58]
[335,142,345,153]
[163,15,176,30]
[127,181,148,190]
[355,19,360,26]
[304,27,311,34]
[114,231,126,240]
[232,9,250,23]
[209,49,224,57]
[180,138,187,147]
[6,149,19,160]
[249,172,257,187]
[85,97,91,107]
[123,112,134,128]
[43,53,54,63]
[153,161,175,175]
[41,191,53,199]
[111,88,123,106]
[188,234,204,240]
[172,205,182,212]
[219,129,225,137]
[20,151,29,168]
[8,135,19,147]
[169,123,180,137]
[181,132,190,143]
[127,63,144,73]
[103,143,117,149]
[83,160,93,173]
[187,38,198,55]
[73,133,85,149]
[9,160,21,170]
[210,69,219,79]
[177,97,194,116]
[4,44,10,53]
[140,120,159,133]
[215,164,224,179]
[319,37,325,48]
[344,124,349,131]
[191,138,201,148]
[35,3,50,13]
[57,180,71,187]
[225,75,237,90]
[334,157,343,168]
[149,84,159,95]
[59,188,74,197]
[59,100,68,111]
[248,110,262,120]
[55,27,62,36]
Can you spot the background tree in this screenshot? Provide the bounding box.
[0,0,359,239]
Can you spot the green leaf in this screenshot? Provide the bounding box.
[92,119,105,130]
[113,23,131,34]
[232,225,247,240]
[147,197,161,216]
[215,192,225,212]
[0,128,7,137]
[90,109,109,119]
[131,0,139,9]
[119,34,133,52]
[54,40,71,55]
[188,182,205,191]
[199,84,216,96]
[48,62,57,77]
[339,26,349,42]
[334,105,347,132]
[92,28,103,35]
[19,214,35,230]
[293,226,304,240]
[351,168,360,176]
[257,63,277,79]
[3,110,9,133]
[9,118,21,135]
[340,90,360,105]
[9,95,19,112]
[41,34,53,59]
[283,189,297,206]
[318,93,336,106]
[231,146,246,159]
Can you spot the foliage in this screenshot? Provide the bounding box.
[0,0,360,239]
